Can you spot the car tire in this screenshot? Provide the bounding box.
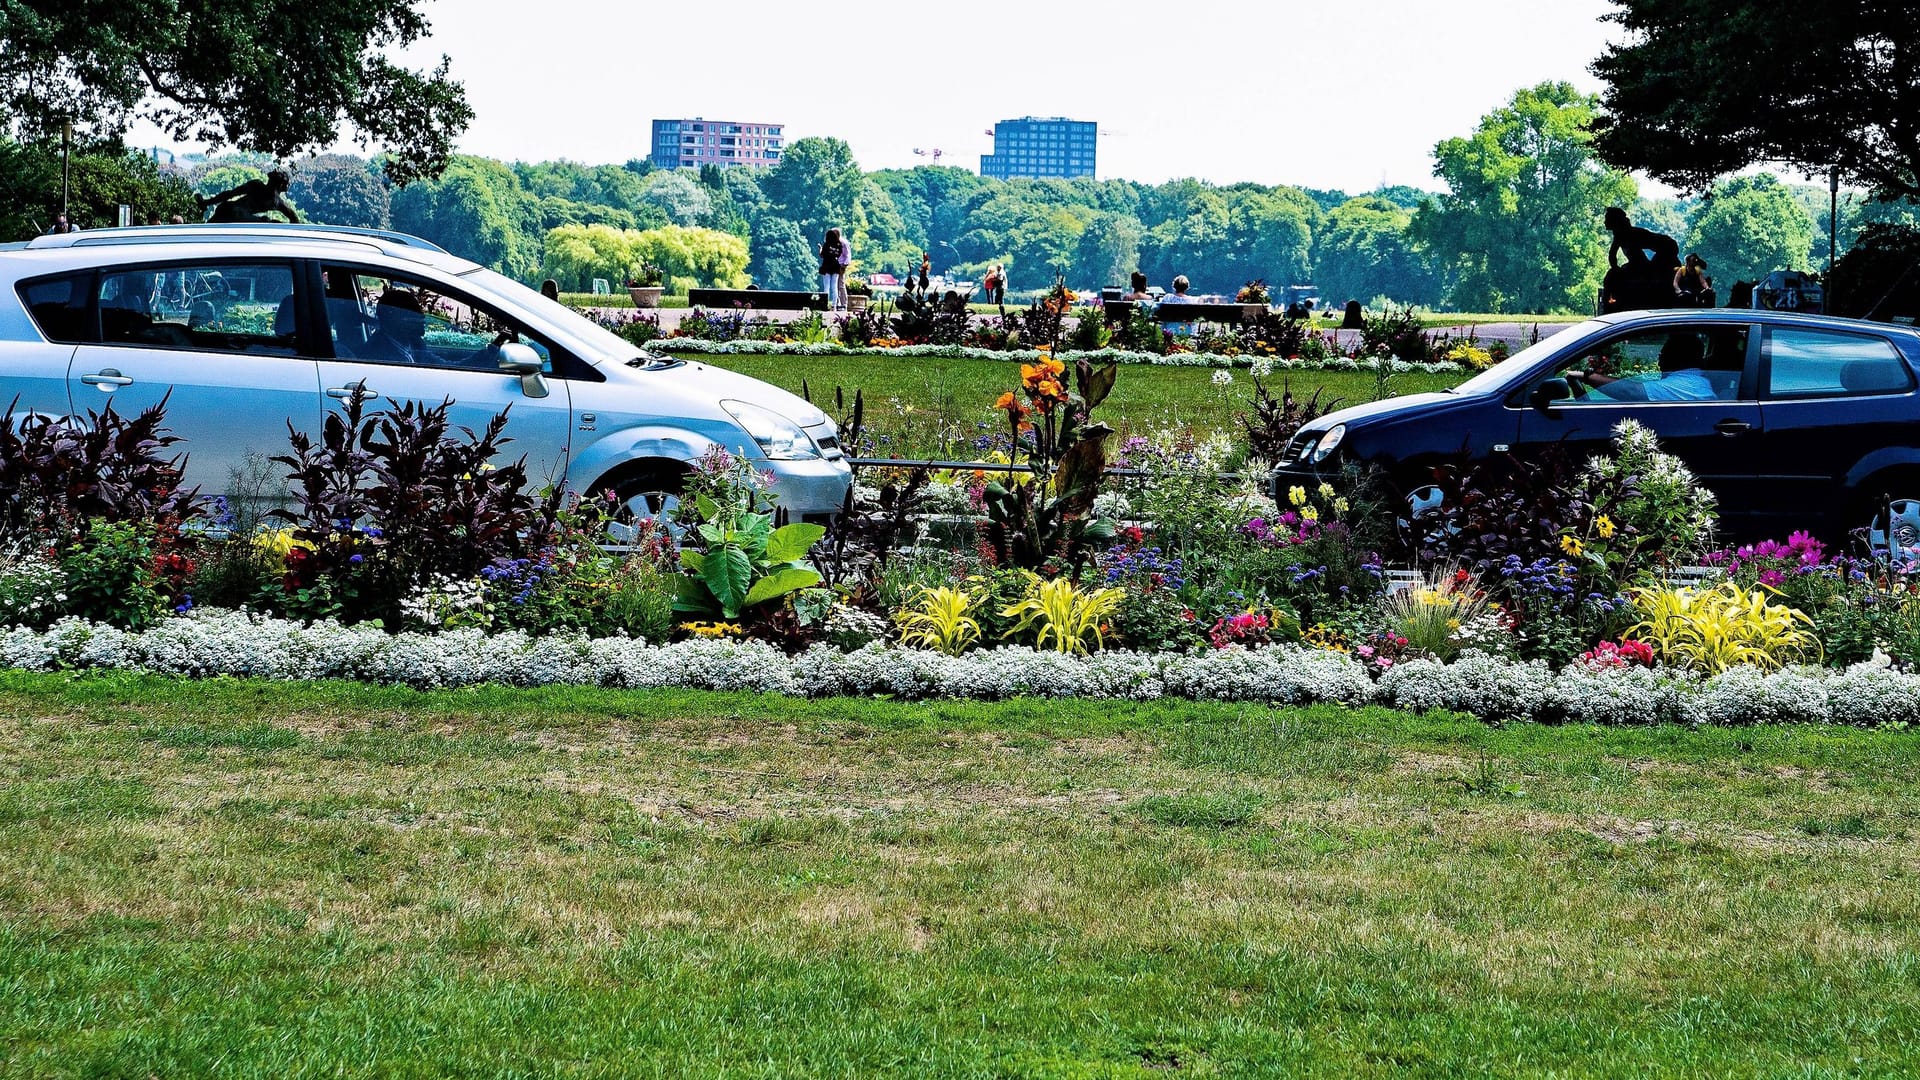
[1861,482,1920,563]
[591,459,693,545]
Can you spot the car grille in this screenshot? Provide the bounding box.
[1284,430,1317,463]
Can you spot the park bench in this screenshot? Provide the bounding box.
[687,288,832,312]
[1102,300,1259,323]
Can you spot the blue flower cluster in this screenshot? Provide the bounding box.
[481,552,555,607]
[1099,543,1186,590]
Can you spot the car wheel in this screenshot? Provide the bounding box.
[1866,493,1920,564]
[1395,482,1450,546]
[593,461,692,547]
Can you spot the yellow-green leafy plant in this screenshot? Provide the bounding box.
[1626,581,1819,674]
[1380,565,1490,661]
[894,585,982,655]
[999,572,1125,655]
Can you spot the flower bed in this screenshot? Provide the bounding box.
[647,337,1469,374]
[8,609,1917,727]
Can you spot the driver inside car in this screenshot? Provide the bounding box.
[362,288,432,364]
[1565,333,1715,402]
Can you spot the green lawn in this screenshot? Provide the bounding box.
[4,672,1919,1076]
[697,352,1464,457]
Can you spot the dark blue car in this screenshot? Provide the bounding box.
[1273,310,1920,550]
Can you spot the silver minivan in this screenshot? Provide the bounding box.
[0,224,851,520]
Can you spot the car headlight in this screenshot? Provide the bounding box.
[721,400,818,460]
[1310,424,1346,464]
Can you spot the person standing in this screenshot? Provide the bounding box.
[918,252,932,291]
[819,228,847,311]
[835,232,854,310]
[991,263,1007,305]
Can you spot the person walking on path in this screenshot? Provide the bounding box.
[819,228,848,311]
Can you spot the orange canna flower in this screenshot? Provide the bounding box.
[993,391,1026,415]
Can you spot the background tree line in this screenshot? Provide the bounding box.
[2,83,1906,315]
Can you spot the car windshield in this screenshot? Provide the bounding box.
[458,266,655,363]
[1448,320,1609,396]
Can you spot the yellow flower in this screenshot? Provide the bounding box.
[1317,482,1335,500]
[1560,534,1584,557]
[680,621,744,639]
[1301,506,1319,523]
[1595,515,1616,539]
[1288,485,1307,506]
[1332,497,1350,515]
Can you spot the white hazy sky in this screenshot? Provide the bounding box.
[152,0,1631,192]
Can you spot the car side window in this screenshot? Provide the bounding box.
[1766,327,1914,398]
[94,263,299,357]
[321,267,555,374]
[1552,326,1749,404]
[16,273,92,343]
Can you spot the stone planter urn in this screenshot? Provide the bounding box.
[1241,302,1270,320]
[847,295,870,314]
[628,286,664,308]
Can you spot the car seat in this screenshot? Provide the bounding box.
[1839,359,1912,395]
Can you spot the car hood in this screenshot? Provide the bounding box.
[1310,391,1463,430]
[618,358,830,428]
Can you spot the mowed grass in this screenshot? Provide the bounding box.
[696,352,1465,455]
[4,671,1920,1076]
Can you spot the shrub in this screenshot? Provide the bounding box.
[672,452,826,625]
[1380,566,1490,661]
[59,520,167,630]
[1628,581,1820,674]
[267,396,550,624]
[894,585,982,655]
[0,396,203,549]
[0,549,67,628]
[999,572,1124,655]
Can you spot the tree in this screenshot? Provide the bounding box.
[539,223,634,293]
[0,0,472,186]
[1414,82,1636,313]
[639,170,711,227]
[0,137,196,236]
[1314,197,1441,307]
[1592,1,1920,202]
[628,225,749,292]
[287,153,389,228]
[1686,174,1817,288]
[390,156,540,279]
[749,216,815,290]
[759,137,862,248]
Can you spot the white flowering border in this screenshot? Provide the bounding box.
[5,609,1917,727]
[653,337,1468,374]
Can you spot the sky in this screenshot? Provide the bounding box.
[145,0,1631,193]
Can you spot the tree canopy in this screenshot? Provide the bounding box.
[1686,174,1817,287]
[1591,1,1920,201]
[1415,82,1636,314]
[0,0,472,186]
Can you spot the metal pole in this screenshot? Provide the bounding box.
[60,121,71,221]
[1829,170,1840,274]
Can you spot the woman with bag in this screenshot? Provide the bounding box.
[819,228,847,311]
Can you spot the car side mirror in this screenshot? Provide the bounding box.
[495,341,544,375]
[496,342,550,399]
[1530,378,1572,411]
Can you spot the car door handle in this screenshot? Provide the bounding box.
[326,381,378,402]
[80,369,133,388]
[1714,419,1752,435]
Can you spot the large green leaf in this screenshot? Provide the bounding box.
[680,550,705,573]
[701,545,753,618]
[736,512,774,560]
[671,575,716,615]
[764,522,826,564]
[743,567,823,608]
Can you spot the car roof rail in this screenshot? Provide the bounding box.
[23,223,450,254]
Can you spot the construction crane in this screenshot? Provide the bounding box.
[912,148,945,164]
